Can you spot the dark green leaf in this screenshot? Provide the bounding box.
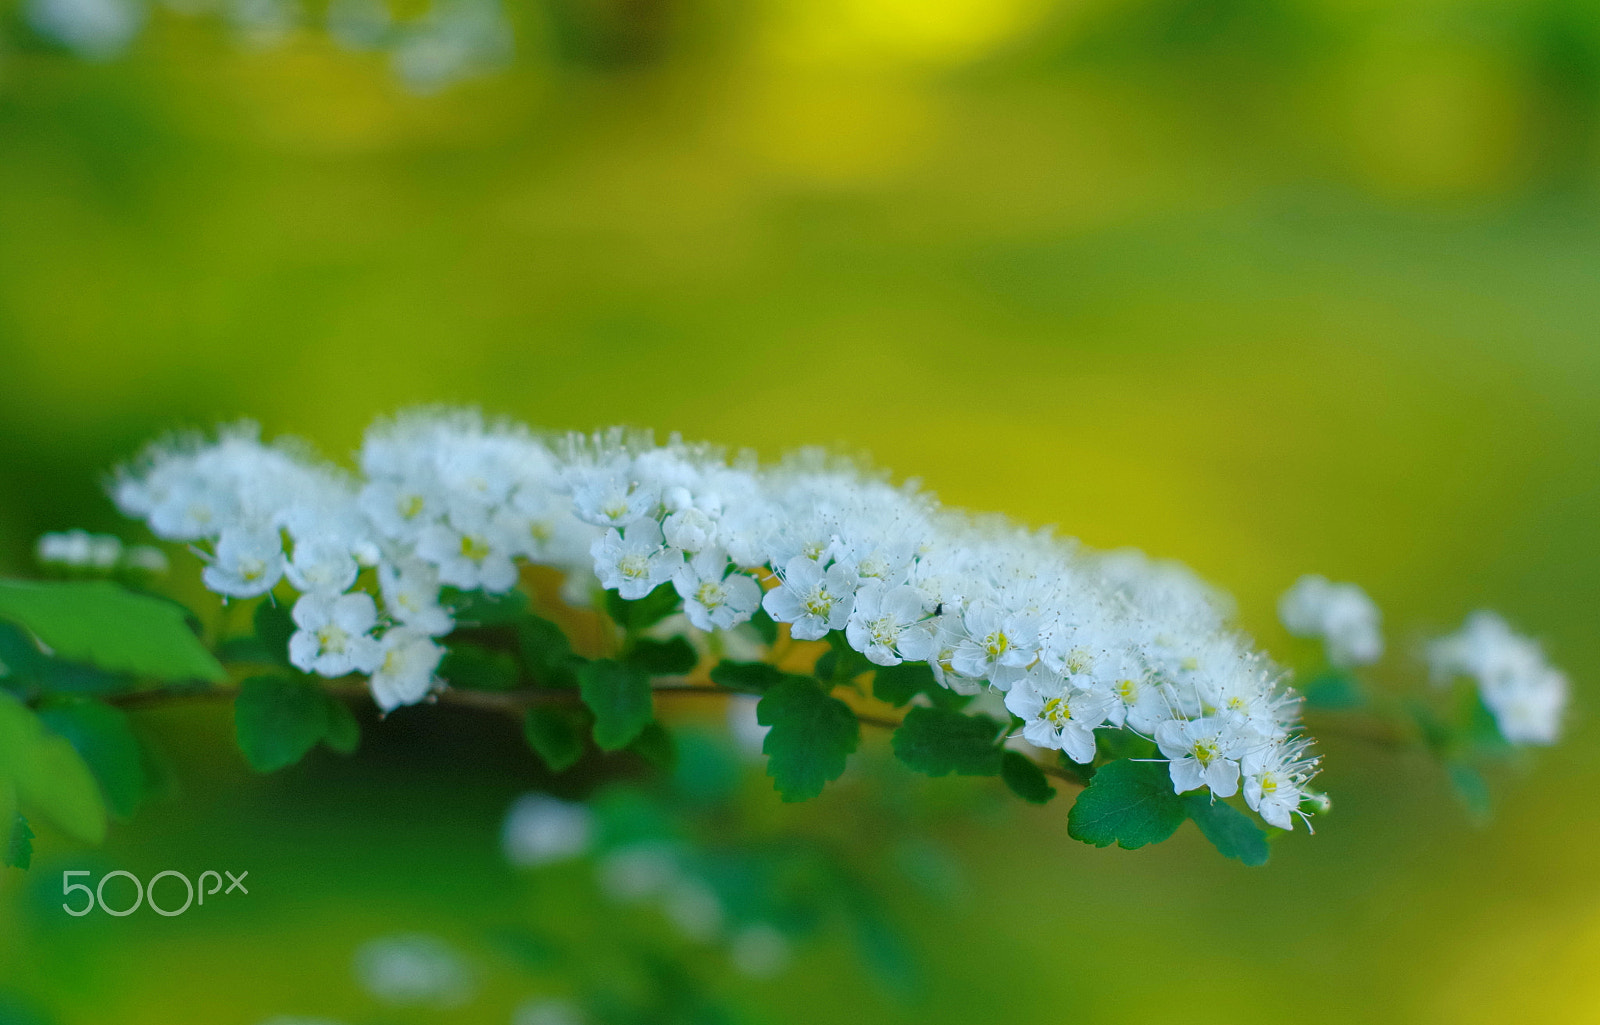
[815,632,872,685]
[871,661,970,710]
[0,623,131,695]
[757,676,859,801]
[518,615,583,688]
[1067,758,1186,850]
[523,706,586,772]
[710,660,789,694]
[5,814,33,870]
[748,607,779,646]
[323,698,360,756]
[1301,670,1365,711]
[441,586,529,627]
[578,659,653,751]
[1096,728,1158,762]
[603,583,681,632]
[234,675,330,772]
[627,636,698,675]
[35,699,147,820]
[1000,750,1057,803]
[1059,750,1095,782]
[252,600,297,669]
[629,721,677,771]
[439,643,520,691]
[1183,793,1269,866]
[0,579,224,683]
[891,706,1003,777]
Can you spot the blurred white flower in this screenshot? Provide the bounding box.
[729,923,791,978]
[512,998,586,1025]
[352,933,474,1008]
[501,794,592,868]
[1278,574,1383,668]
[27,0,144,57]
[1429,611,1568,746]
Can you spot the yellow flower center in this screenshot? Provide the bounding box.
[1192,740,1219,767]
[398,494,425,520]
[1042,695,1072,725]
[984,631,1010,659]
[459,534,492,562]
[317,625,349,655]
[695,581,724,608]
[618,554,651,580]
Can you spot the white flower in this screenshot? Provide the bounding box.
[761,557,857,641]
[1242,741,1317,831]
[202,524,285,598]
[415,520,518,592]
[369,628,444,710]
[662,507,716,553]
[1005,670,1114,764]
[378,560,454,635]
[844,583,927,666]
[289,592,383,677]
[284,536,359,594]
[1278,574,1383,667]
[950,602,1039,691]
[1156,716,1251,797]
[501,793,593,867]
[569,468,658,528]
[591,520,681,600]
[672,550,761,631]
[897,614,983,694]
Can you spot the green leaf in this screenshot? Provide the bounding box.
[252,600,297,669]
[5,813,33,870]
[629,721,677,771]
[1447,761,1492,822]
[627,636,698,675]
[518,615,583,688]
[710,660,790,694]
[523,706,586,772]
[891,706,1004,777]
[1000,750,1057,804]
[441,586,529,627]
[234,675,330,772]
[603,583,681,632]
[748,607,779,646]
[871,661,970,710]
[1058,749,1095,782]
[35,699,148,821]
[439,643,520,691]
[1183,793,1270,866]
[0,694,107,844]
[323,698,360,756]
[1067,759,1186,850]
[1096,728,1158,762]
[815,632,872,685]
[757,676,859,802]
[1301,670,1365,711]
[578,659,653,751]
[0,579,224,683]
[0,623,132,695]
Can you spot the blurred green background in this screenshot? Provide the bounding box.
[1,0,1599,1020]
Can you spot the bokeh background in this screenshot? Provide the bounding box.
[1,0,1599,1020]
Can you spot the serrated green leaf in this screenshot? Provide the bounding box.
[891,706,1004,777]
[1067,758,1186,850]
[5,813,33,870]
[815,632,872,685]
[710,660,790,693]
[0,694,107,844]
[627,636,698,675]
[604,583,681,632]
[523,705,586,771]
[1000,750,1057,803]
[35,699,148,821]
[1183,792,1269,865]
[0,579,224,683]
[518,615,583,688]
[252,600,296,669]
[234,675,330,772]
[323,697,360,756]
[629,721,677,770]
[757,676,859,802]
[578,659,653,750]
[441,586,529,627]
[440,643,521,691]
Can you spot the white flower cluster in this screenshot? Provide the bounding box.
[112,411,1319,826]
[1278,574,1383,667]
[1428,611,1568,746]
